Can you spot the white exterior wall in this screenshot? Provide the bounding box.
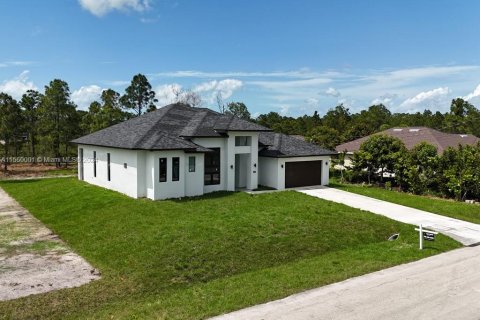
[258,157,280,189]
[185,153,204,197]
[78,145,141,198]
[146,151,155,199]
[137,151,147,197]
[78,136,329,200]
[192,137,228,194]
[259,155,331,190]
[148,150,186,200]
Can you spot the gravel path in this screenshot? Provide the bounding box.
[0,187,100,301]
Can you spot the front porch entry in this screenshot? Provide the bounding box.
[235,153,251,190]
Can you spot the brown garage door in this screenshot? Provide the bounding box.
[285,161,322,188]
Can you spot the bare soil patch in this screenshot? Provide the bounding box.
[0,163,76,180]
[0,187,99,301]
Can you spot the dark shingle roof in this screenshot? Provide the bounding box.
[72,103,336,157]
[259,132,337,157]
[336,127,480,154]
[72,103,270,151]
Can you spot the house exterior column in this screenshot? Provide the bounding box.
[226,134,236,191]
[248,133,259,190]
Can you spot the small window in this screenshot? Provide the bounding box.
[188,156,195,172]
[159,158,167,182]
[124,163,127,169]
[107,153,111,181]
[93,151,96,177]
[235,136,251,146]
[172,157,180,181]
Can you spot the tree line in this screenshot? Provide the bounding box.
[0,73,254,171]
[0,74,156,171]
[1,71,479,173]
[255,99,480,150]
[338,134,480,201]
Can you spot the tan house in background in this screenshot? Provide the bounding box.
[336,127,480,167]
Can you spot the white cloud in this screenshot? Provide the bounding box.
[464,84,480,101]
[104,80,130,87]
[155,83,183,105]
[150,69,344,80]
[324,87,341,97]
[371,93,398,107]
[337,98,355,109]
[71,85,104,110]
[398,87,451,112]
[193,79,243,102]
[249,77,331,90]
[140,17,156,24]
[0,70,37,99]
[154,79,242,107]
[279,105,291,116]
[305,97,320,105]
[0,61,33,68]
[340,65,479,100]
[78,0,150,16]
[146,64,480,116]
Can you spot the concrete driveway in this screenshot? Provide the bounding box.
[298,186,480,246]
[212,245,480,320]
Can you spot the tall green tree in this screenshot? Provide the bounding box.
[322,104,351,133]
[81,101,103,133]
[0,93,23,171]
[120,74,157,116]
[82,89,126,133]
[438,145,480,200]
[20,90,43,163]
[101,89,126,124]
[226,102,251,120]
[353,135,406,183]
[405,142,439,194]
[443,98,474,133]
[306,126,340,150]
[39,79,77,164]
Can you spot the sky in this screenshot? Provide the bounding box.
[0,0,479,117]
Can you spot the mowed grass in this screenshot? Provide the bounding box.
[0,178,460,319]
[331,181,480,224]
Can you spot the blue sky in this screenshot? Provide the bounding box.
[0,0,479,116]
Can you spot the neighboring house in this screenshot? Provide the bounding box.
[72,103,335,200]
[335,127,480,167]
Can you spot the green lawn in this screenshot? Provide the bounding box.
[331,181,480,224]
[0,178,460,320]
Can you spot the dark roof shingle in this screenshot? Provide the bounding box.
[72,103,270,151]
[72,103,336,157]
[259,132,337,157]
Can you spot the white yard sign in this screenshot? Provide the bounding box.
[415,224,438,250]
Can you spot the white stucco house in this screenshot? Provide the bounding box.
[72,103,335,200]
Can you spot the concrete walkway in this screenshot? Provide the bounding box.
[212,245,480,320]
[298,186,480,246]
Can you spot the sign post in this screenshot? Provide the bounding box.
[414,224,438,250]
[419,224,423,250]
